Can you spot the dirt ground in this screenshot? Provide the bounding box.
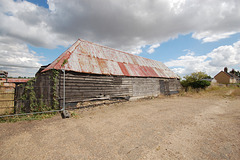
[0,94,240,160]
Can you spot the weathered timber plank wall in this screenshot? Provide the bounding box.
[169,79,181,94]
[34,70,181,108]
[35,71,56,107]
[14,70,62,113]
[58,72,133,103]
[57,71,180,103]
[131,77,161,97]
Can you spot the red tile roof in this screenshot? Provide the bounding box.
[0,78,30,83]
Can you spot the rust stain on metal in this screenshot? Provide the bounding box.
[99,59,109,75]
[42,39,178,78]
[118,62,130,76]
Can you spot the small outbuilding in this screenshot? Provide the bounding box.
[35,39,181,108]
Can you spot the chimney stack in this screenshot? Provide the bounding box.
[224,67,228,73]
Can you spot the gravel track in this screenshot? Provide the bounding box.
[0,96,240,160]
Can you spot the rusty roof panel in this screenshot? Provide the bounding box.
[118,62,130,76]
[43,39,178,78]
[106,61,122,75]
[97,59,109,75]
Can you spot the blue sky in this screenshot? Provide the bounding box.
[140,33,240,61]
[1,0,240,77]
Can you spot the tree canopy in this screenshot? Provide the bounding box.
[181,72,211,90]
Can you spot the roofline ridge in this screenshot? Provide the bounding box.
[78,38,133,56]
[77,38,166,65]
[214,70,233,78]
[42,39,81,72]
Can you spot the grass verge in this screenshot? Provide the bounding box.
[0,112,58,123]
[230,88,240,96]
[179,85,240,98]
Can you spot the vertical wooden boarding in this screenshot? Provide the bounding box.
[164,81,170,95]
[159,80,170,95]
[160,80,165,94]
[168,79,181,94]
[14,84,25,113]
[0,85,15,115]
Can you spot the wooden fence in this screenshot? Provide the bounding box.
[0,84,15,115]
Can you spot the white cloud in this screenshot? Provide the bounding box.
[131,46,143,54]
[169,0,186,14]
[0,0,71,48]
[147,43,160,54]
[0,0,240,76]
[192,31,237,42]
[165,40,240,77]
[1,0,240,51]
[0,38,42,77]
[47,0,56,12]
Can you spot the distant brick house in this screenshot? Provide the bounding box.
[214,70,239,84]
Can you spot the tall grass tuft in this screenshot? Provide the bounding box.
[179,85,240,98]
[230,88,240,97]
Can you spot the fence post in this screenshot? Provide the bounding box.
[62,69,65,111]
[61,69,69,118]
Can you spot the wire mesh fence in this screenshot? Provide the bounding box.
[0,64,66,118]
[0,63,132,120]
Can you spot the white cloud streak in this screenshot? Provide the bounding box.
[192,31,237,43]
[165,40,240,77]
[0,38,43,77]
[147,44,160,54]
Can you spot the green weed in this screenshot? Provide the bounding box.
[0,112,58,123]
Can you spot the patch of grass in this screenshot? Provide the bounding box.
[203,86,228,95]
[179,85,240,98]
[204,86,240,97]
[178,87,202,97]
[0,112,58,123]
[69,111,82,119]
[230,88,240,96]
[70,111,77,117]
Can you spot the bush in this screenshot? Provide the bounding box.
[181,72,211,91]
[190,80,211,89]
[181,80,210,91]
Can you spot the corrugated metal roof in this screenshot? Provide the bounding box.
[43,39,178,78]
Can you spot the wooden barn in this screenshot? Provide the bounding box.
[35,39,181,108]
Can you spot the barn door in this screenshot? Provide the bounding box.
[164,81,170,95]
[159,80,170,95]
[160,80,165,94]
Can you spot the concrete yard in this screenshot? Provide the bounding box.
[0,94,240,159]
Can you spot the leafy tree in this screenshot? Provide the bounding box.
[229,68,240,77]
[236,71,240,77]
[181,72,211,91]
